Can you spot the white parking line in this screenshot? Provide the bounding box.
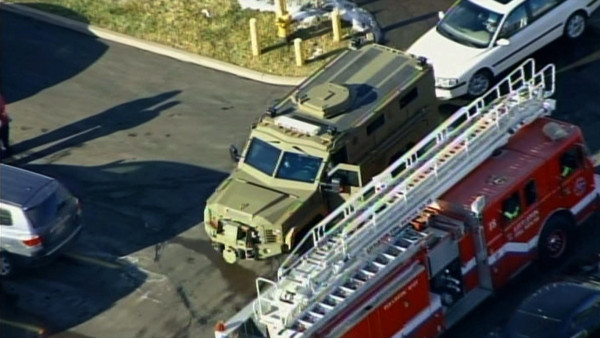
[63,252,123,269]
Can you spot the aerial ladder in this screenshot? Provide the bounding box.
[231,58,557,338]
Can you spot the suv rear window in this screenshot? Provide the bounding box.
[25,185,73,228]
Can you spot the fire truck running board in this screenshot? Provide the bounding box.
[253,59,557,337]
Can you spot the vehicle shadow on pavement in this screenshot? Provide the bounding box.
[8,90,181,165]
[0,4,108,104]
[1,253,146,337]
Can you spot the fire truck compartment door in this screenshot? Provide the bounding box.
[427,228,460,277]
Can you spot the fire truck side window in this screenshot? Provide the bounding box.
[559,147,582,178]
[524,180,537,206]
[502,192,521,223]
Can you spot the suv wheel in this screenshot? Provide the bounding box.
[564,12,587,40]
[468,70,493,98]
[0,252,14,278]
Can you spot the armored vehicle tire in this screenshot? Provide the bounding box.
[0,252,15,278]
[223,247,238,264]
[538,214,573,268]
[564,11,587,40]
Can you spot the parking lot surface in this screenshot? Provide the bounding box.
[2,5,600,338]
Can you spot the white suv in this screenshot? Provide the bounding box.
[407,0,600,99]
[0,164,82,277]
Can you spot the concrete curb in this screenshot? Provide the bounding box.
[0,2,306,86]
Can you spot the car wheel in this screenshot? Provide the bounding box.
[0,252,15,278]
[564,12,587,40]
[538,215,572,268]
[467,70,493,98]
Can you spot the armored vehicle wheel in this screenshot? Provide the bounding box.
[223,247,237,264]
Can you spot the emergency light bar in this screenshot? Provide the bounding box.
[274,116,321,136]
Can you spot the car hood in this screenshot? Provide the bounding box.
[407,27,486,78]
[207,176,308,227]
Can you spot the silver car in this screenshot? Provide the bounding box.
[0,164,82,277]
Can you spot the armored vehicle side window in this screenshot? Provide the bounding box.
[366,115,385,136]
[559,146,582,178]
[399,88,418,109]
[502,191,521,223]
[0,208,12,226]
[245,138,281,176]
[330,170,360,187]
[524,180,537,206]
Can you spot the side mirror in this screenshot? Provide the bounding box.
[496,38,510,47]
[321,178,341,193]
[229,145,240,162]
[438,11,445,20]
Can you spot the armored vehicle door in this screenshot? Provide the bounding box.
[322,163,362,209]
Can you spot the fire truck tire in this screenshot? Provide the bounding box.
[538,215,573,267]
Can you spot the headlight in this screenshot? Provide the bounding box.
[435,77,459,88]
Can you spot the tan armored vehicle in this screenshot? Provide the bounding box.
[204,43,442,263]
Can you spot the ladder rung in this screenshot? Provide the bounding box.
[329,294,345,302]
[298,319,315,328]
[351,277,366,285]
[308,311,324,319]
[382,252,397,260]
[319,302,334,310]
[360,269,376,277]
[392,245,406,252]
[340,285,356,294]
[372,261,386,269]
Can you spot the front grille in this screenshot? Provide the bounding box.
[264,230,277,243]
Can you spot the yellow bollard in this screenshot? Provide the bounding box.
[331,9,342,42]
[294,38,304,67]
[249,18,260,56]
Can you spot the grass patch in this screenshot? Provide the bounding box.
[9,0,356,76]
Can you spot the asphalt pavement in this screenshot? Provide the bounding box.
[1,3,600,338]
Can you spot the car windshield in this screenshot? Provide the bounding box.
[276,151,322,183]
[437,1,503,48]
[244,138,323,183]
[244,138,281,176]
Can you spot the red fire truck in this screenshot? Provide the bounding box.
[215,59,600,338]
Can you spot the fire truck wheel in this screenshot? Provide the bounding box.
[223,247,238,264]
[538,215,573,267]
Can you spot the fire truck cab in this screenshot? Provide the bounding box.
[440,116,599,291]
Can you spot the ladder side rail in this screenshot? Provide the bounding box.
[277,58,549,278]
